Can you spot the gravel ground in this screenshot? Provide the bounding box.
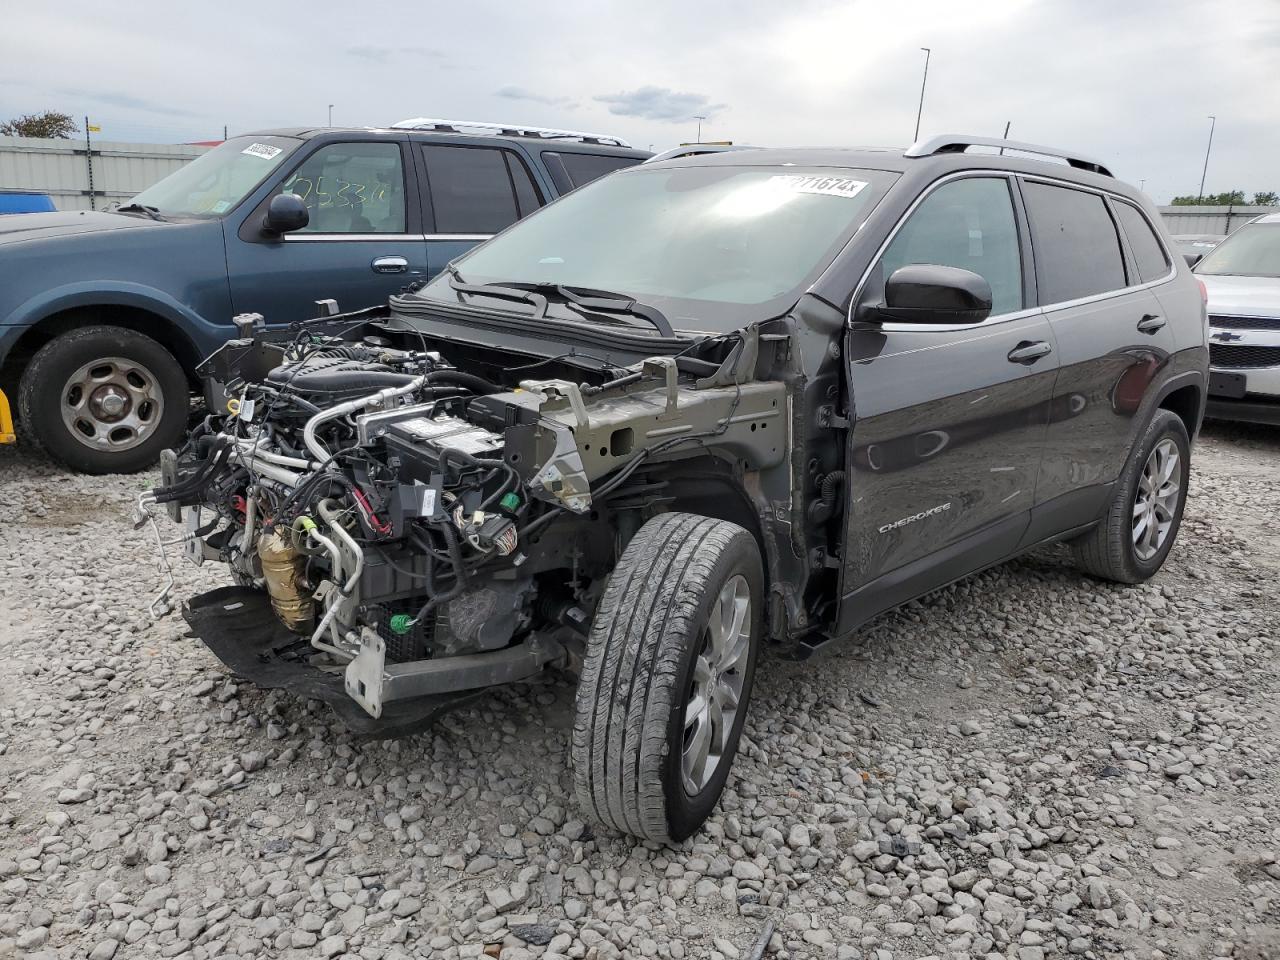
[1,422,1277,960]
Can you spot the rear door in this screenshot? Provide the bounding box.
[1020,179,1174,539]
[417,142,545,277]
[841,174,1059,612]
[227,137,427,324]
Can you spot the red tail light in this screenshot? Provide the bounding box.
[1197,279,1208,303]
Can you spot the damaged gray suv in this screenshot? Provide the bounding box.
[148,135,1208,842]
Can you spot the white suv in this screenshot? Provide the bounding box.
[1197,212,1280,424]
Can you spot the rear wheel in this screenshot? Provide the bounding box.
[572,512,762,843]
[1072,409,1191,583]
[18,326,188,474]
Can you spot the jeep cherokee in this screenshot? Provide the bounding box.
[148,134,1208,843]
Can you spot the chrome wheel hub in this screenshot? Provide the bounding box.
[681,574,751,794]
[60,356,164,452]
[1132,438,1180,561]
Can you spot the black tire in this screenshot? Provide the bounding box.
[572,512,763,843]
[18,326,188,474]
[1072,409,1191,583]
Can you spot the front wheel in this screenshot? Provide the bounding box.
[572,513,763,843]
[18,326,188,474]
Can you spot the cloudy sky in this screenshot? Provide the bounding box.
[2,0,1277,202]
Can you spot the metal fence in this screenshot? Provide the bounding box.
[1156,205,1274,237]
[0,135,211,211]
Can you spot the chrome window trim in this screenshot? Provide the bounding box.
[284,233,493,242]
[1017,175,1177,293]
[849,168,1176,333]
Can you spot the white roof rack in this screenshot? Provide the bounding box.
[392,117,632,148]
[905,134,1114,178]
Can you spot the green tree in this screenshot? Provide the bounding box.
[1170,190,1247,206]
[1252,191,1278,206]
[0,111,78,139]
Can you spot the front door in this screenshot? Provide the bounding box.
[227,138,427,325]
[839,175,1060,627]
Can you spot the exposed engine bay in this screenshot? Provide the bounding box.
[141,309,793,729]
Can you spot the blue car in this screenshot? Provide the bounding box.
[0,191,56,214]
[0,120,648,473]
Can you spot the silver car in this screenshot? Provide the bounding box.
[1197,212,1280,424]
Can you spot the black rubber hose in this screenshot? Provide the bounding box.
[820,470,845,509]
[410,523,468,623]
[151,437,232,503]
[424,369,500,394]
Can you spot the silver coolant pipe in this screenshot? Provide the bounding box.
[301,377,428,464]
[308,500,366,658]
[235,436,318,472]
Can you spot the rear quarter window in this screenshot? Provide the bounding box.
[541,151,641,193]
[1113,201,1171,283]
[1022,181,1127,303]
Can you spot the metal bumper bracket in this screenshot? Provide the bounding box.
[182,586,491,739]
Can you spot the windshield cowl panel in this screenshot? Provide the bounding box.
[129,135,299,220]
[413,165,896,333]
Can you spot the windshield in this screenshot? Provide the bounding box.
[418,164,895,331]
[128,135,298,218]
[1196,223,1280,278]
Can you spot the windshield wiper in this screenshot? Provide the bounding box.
[447,266,549,315]
[491,279,675,337]
[446,268,676,337]
[549,284,675,337]
[115,202,164,222]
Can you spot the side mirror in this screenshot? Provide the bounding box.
[876,264,992,324]
[262,193,309,236]
[1182,252,1203,269]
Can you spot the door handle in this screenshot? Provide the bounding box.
[1136,314,1166,334]
[1007,340,1053,364]
[371,256,409,274]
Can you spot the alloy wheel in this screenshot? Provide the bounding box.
[1132,437,1180,561]
[681,573,751,794]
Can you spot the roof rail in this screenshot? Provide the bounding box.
[392,117,631,148]
[904,134,1114,178]
[643,143,758,164]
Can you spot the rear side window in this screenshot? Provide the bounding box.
[1113,201,1171,282]
[542,151,641,193]
[879,177,1024,316]
[421,145,543,234]
[1022,182,1127,303]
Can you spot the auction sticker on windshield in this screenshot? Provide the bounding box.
[242,143,283,161]
[770,175,867,199]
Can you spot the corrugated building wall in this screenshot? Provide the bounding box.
[0,136,210,211]
[1156,205,1274,237]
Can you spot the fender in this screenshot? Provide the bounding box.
[1,280,229,367]
[1151,368,1207,435]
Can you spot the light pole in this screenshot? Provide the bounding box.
[913,47,931,142]
[693,115,707,142]
[1197,115,1216,201]
[328,104,334,128]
